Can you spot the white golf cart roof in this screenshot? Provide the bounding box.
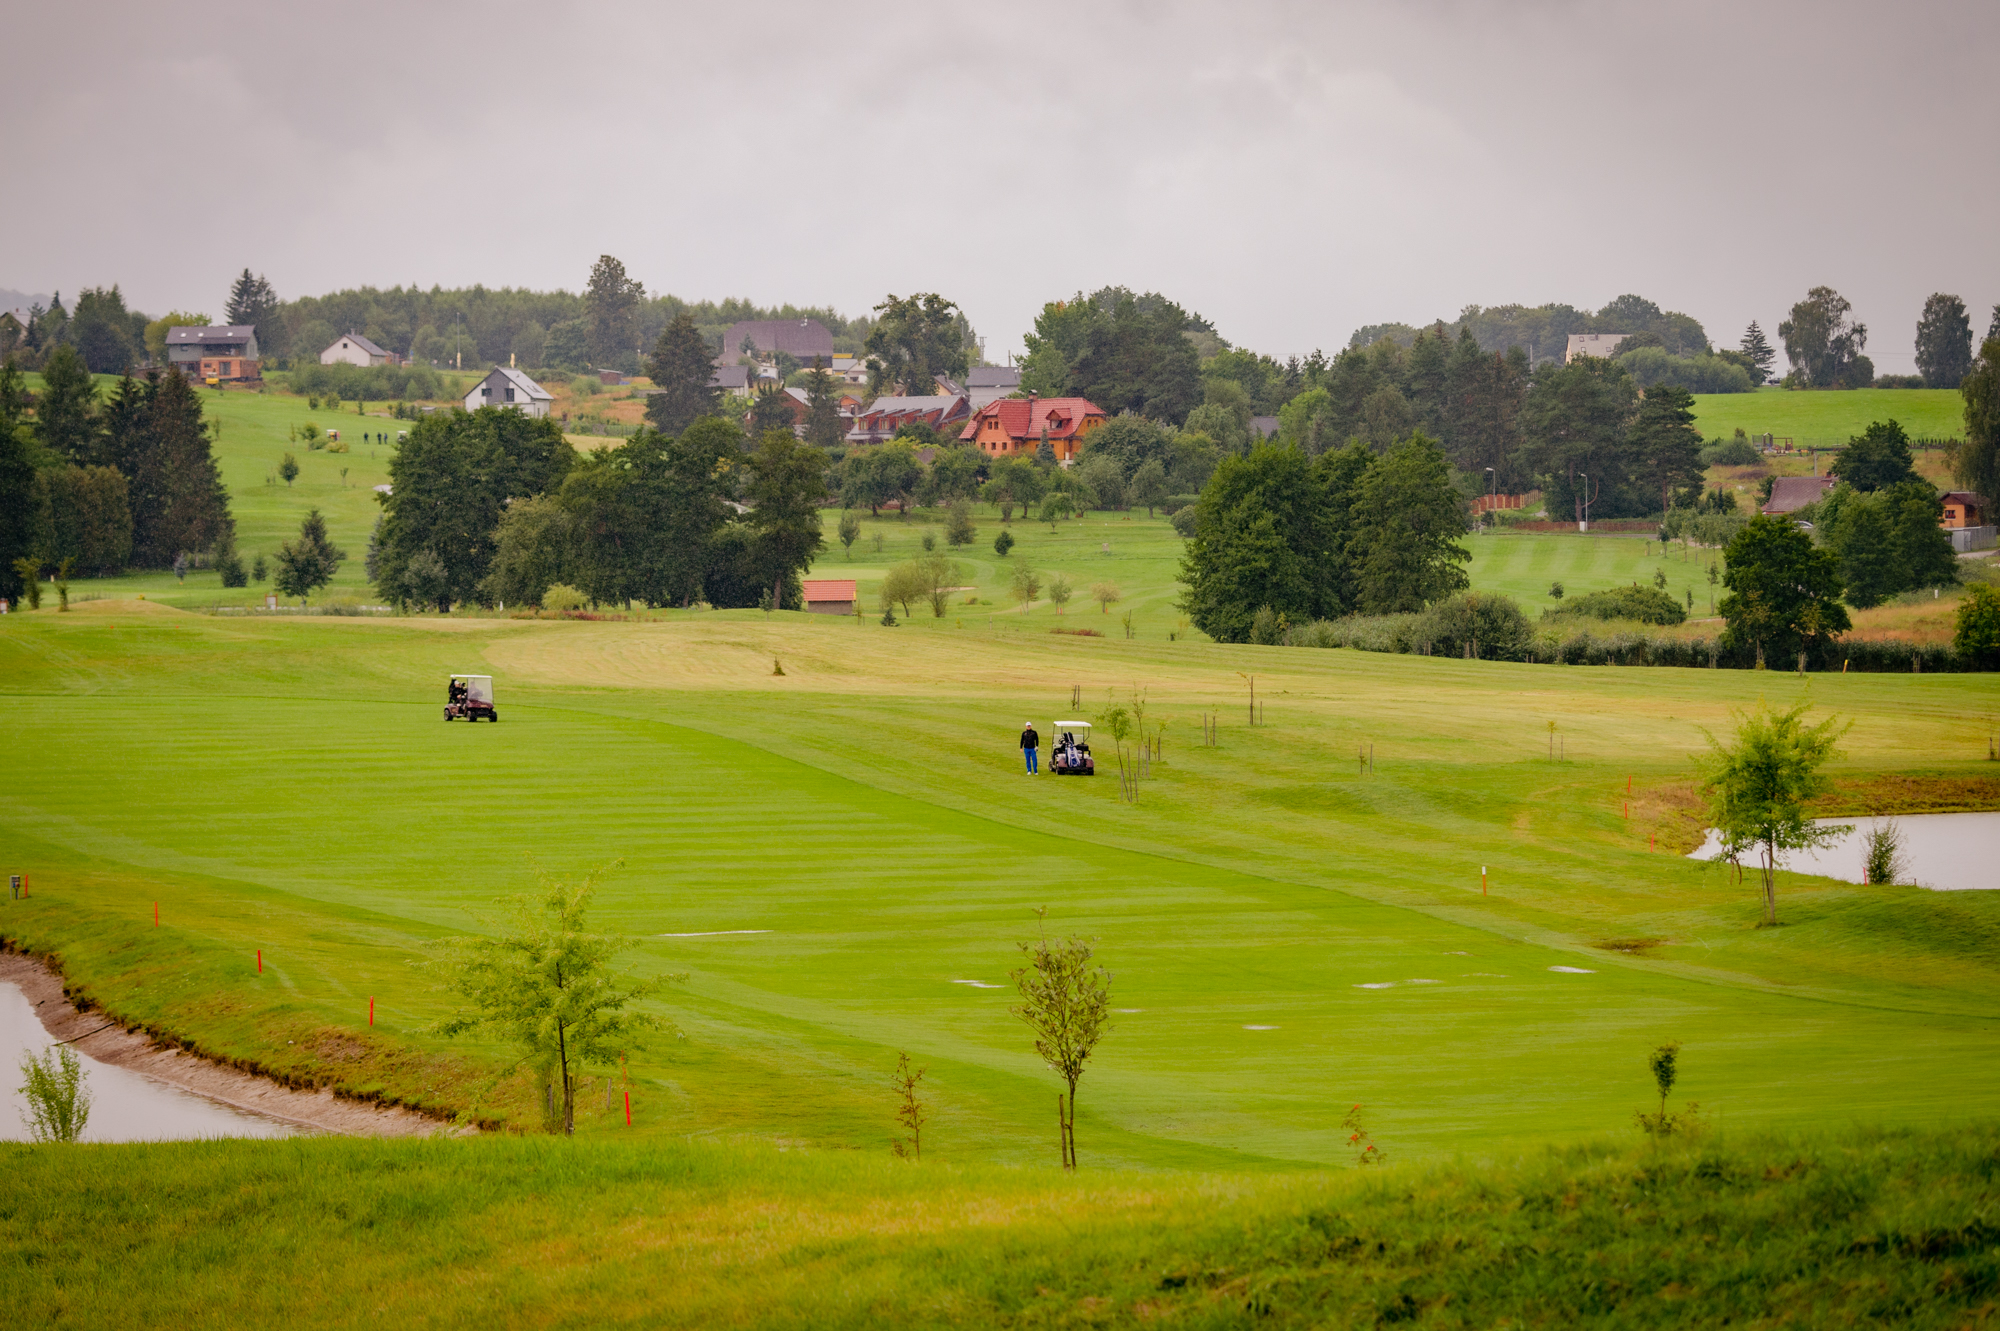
[1053,720,1091,729]
[450,674,492,680]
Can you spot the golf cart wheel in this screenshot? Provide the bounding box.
[444,708,453,721]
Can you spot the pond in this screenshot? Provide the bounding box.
[0,981,295,1143]
[1688,811,1998,892]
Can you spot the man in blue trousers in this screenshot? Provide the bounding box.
[1020,721,1039,774]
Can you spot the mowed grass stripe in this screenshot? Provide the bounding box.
[9,673,2000,1164]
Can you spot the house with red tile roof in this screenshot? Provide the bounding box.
[958,395,1107,464]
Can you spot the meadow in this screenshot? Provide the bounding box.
[1688,385,1966,446]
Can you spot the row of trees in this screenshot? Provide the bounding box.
[0,352,233,602]
[1178,432,1470,642]
[373,408,827,613]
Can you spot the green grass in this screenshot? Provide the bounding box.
[5,1125,1996,1326]
[3,607,1998,1166]
[1689,386,1967,446]
[1468,531,1718,617]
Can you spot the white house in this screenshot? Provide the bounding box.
[464,366,553,418]
[1564,332,1631,363]
[321,332,393,367]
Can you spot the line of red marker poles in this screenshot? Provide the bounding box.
[131,898,633,1124]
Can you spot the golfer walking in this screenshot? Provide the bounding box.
[1020,721,1039,775]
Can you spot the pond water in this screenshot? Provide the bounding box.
[0,981,295,1142]
[1688,811,1998,892]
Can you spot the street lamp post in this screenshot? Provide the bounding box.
[1577,472,1595,532]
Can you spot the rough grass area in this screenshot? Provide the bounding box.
[3,1126,1996,1327]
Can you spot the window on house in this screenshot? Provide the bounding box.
[505,387,515,402]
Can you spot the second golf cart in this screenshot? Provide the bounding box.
[444,674,498,722]
[1049,720,1094,775]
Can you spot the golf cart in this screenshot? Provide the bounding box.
[1049,720,1094,776]
[444,674,498,722]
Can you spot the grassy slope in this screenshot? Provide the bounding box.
[3,606,1998,1168]
[1689,386,1966,444]
[4,1126,1996,1327]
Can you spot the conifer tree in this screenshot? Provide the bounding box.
[34,344,99,464]
[1738,320,1776,385]
[803,359,843,450]
[643,311,721,435]
[273,508,345,604]
[584,255,642,367]
[1629,382,1705,514]
[0,360,39,601]
[224,270,281,356]
[120,369,233,567]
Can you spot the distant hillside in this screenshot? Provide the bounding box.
[0,286,51,315]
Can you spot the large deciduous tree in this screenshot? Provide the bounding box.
[1065,293,1203,425]
[743,429,828,609]
[864,293,970,395]
[1828,419,1918,491]
[584,255,643,369]
[1348,432,1471,614]
[1778,286,1871,388]
[1956,336,2000,500]
[1718,515,1850,666]
[373,405,575,611]
[1915,293,1974,390]
[642,311,720,435]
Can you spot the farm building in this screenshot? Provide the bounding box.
[710,365,751,394]
[800,579,857,615]
[1760,475,1837,516]
[320,332,394,367]
[1564,332,1630,363]
[463,366,553,418]
[847,394,970,445]
[1941,492,1996,552]
[958,395,1107,463]
[166,325,261,380]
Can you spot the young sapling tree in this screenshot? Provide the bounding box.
[1010,908,1111,1170]
[17,1044,91,1142]
[427,861,678,1135]
[1697,699,1849,925]
[838,511,860,554]
[890,1051,928,1159]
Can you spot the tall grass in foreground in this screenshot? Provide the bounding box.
[3,1125,1995,1327]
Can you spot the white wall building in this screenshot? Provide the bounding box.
[464,366,553,418]
[321,332,392,367]
[1564,332,1631,363]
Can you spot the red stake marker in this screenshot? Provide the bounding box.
[1481,865,1487,896]
[368,996,375,1027]
[153,901,159,927]
[624,1089,632,1127]
[256,949,262,974]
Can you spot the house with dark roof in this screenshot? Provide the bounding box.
[959,396,1107,464]
[965,365,1022,409]
[463,366,553,418]
[166,325,261,380]
[321,332,394,367]
[847,394,970,445]
[710,365,752,394]
[720,319,835,365]
[1760,475,1837,516]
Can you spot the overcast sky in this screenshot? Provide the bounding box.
[5,0,1994,372]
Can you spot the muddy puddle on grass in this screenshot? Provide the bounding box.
[1688,811,1997,891]
[0,981,295,1142]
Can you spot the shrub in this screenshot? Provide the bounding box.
[1417,591,1533,660]
[1170,504,1199,538]
[1552,584,1688,626]
[1701,436,1762,467]
[541,583,589,612]
[1953,584,2000,666]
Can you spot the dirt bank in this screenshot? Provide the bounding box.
[1,952,465,1138]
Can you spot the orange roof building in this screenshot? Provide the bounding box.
[958,395,1107,464]
[800,579,857,615]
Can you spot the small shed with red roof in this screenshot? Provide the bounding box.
[800,578,857,615]
[959,395,1107,464]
